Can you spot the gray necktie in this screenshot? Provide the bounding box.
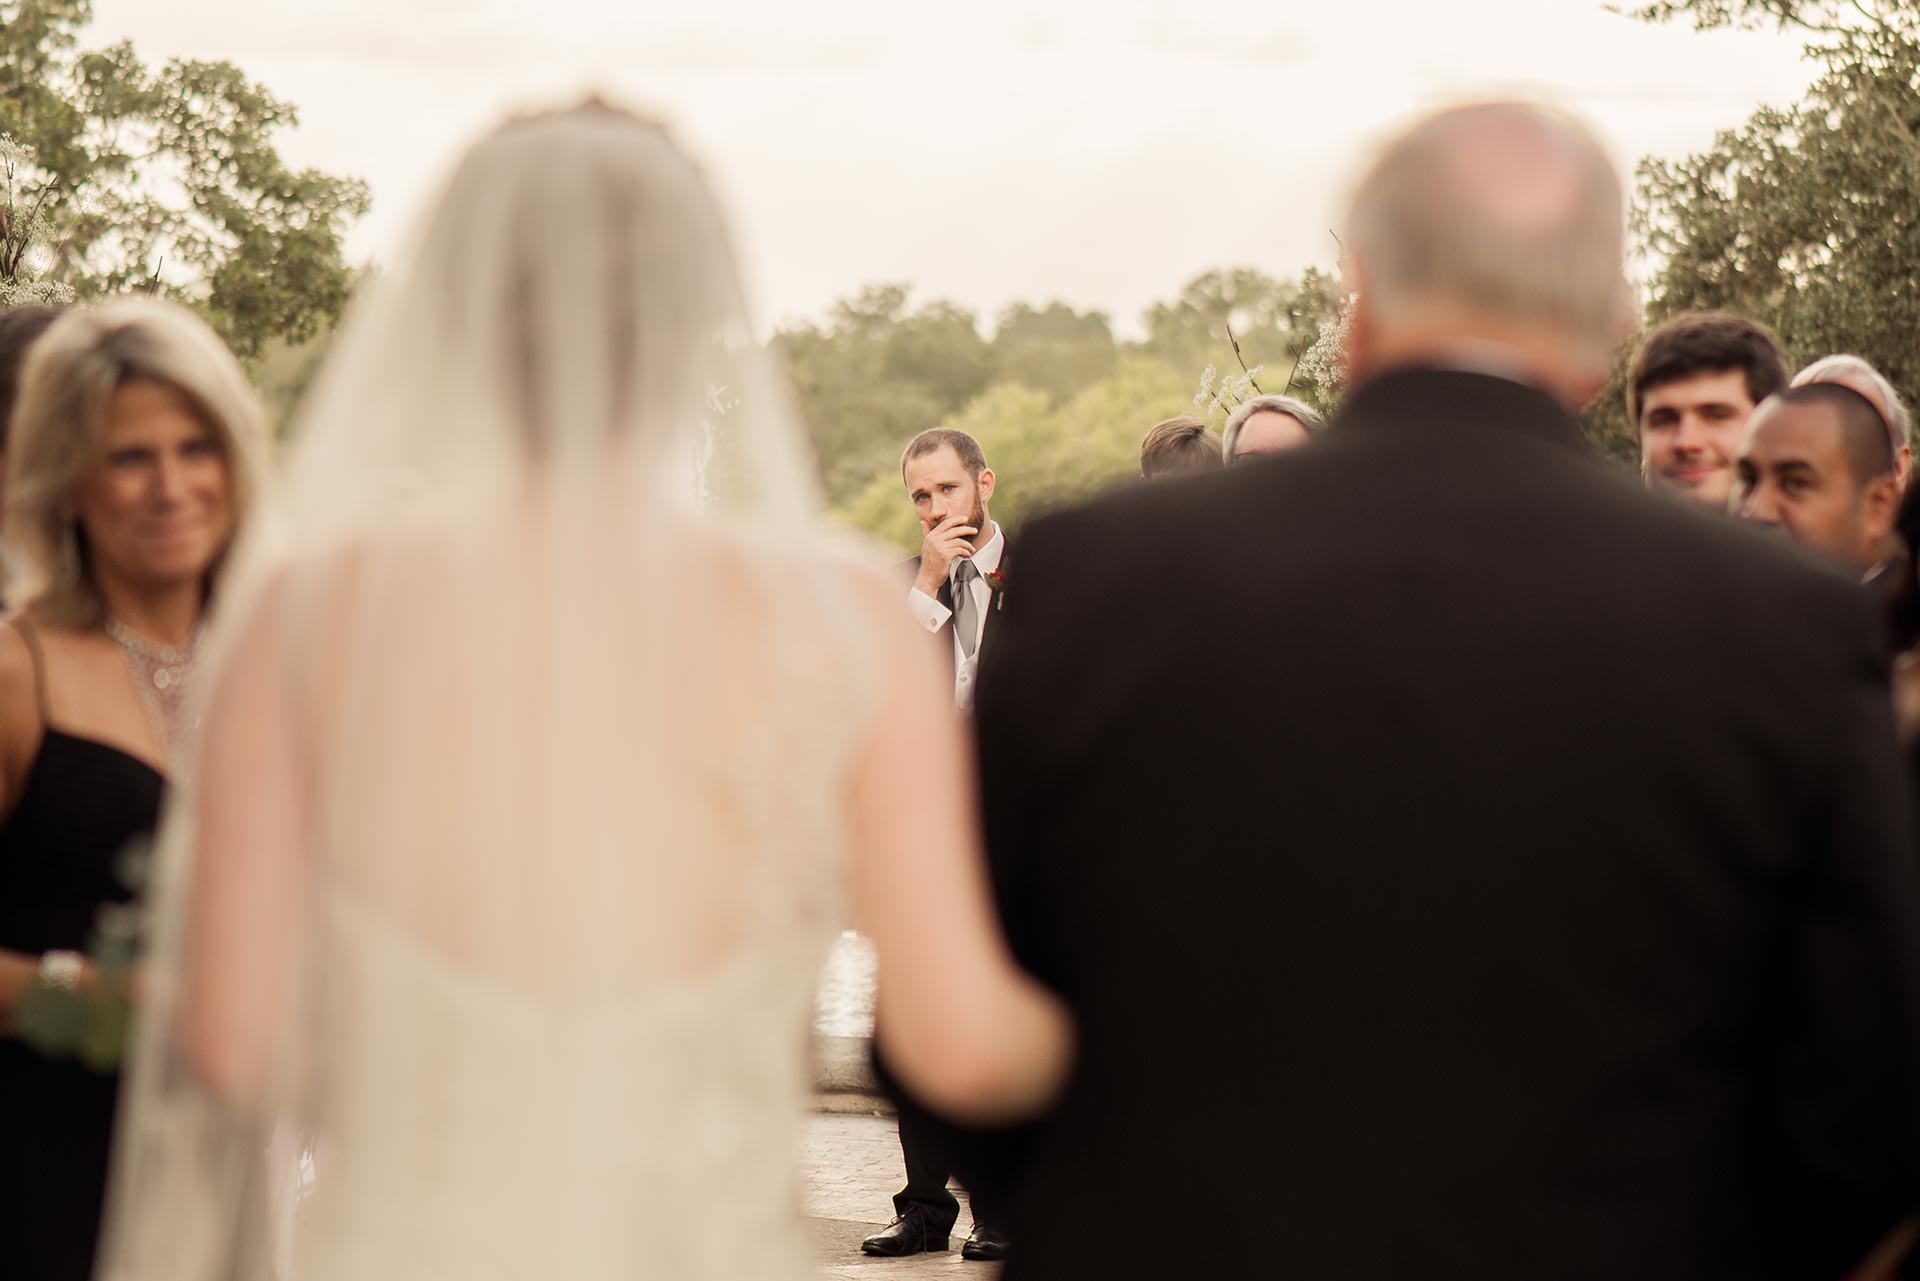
[952,559,981,659]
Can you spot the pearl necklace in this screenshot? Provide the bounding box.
[104,617,202,767]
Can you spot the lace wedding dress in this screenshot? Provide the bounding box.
[95,102,884,1280]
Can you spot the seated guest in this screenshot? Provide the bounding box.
[1221,393,1325,463]
[1630,311,1787,507]
[1793,353,1911,491]
[0,300,269,1281]
[1139,414,1220,479]
[1734,384,1899,577]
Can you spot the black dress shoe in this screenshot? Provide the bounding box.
[960,1223,1010,1261]
[860,1207,953,1257]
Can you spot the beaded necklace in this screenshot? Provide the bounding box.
[104,617,201,767]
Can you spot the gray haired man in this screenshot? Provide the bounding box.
[1221,393,1327,463]
[926,100,1920,1281]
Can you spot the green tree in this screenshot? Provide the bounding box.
[833,357,1194,554]
[0,133,71,306]
[988,301,1118,404]
[775,284,994,507]
[1579,346,1647,469]
[1598,0,1920,454]
[1138,266,1345,410]
[247,324,336,432]
[1614,0,1908,37]
[796,269,1351,536]
[0,0,369,356]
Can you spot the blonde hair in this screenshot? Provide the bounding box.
[4,299,271,626]
[1344,101,1627,374]
[1139,414,1222,477]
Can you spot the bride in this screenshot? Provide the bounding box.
[93,99,1071,1280]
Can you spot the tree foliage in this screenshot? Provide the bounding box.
[833,358,1195,553]
[989,301,1118,404]
[0,133,71,306]
[773,285,988,508]
[0,0,369,356]
[785,267,1343,547]
[1612,0,1912,39]
[1139,266,1345,406]
[1595,0,1920,455]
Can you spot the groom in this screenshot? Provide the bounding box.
[861,427,1011,1262]
[901,428,1009,711]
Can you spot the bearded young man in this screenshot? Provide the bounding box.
[860,426,1013,1265]
[900,428,1009,715]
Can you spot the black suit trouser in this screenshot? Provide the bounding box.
[893,1103,963,1229]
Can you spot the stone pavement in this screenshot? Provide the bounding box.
[802,1109,996,1280]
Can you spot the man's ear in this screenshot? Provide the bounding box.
[1865,473,1900,543]
[977,468,995,506]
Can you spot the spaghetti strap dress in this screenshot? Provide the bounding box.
[0,619,163,1281]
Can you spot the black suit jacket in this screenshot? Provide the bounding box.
[930,369,1920,1281]
[904,540,1011,691]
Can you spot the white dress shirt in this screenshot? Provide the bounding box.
[906,522,1004,709]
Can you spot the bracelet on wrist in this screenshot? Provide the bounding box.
[37,950,84,993]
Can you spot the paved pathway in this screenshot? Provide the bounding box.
[803,1110,995,1280]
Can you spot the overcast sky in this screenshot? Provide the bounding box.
[88,0,1816,338]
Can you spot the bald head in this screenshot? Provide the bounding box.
[1792,354,1911,490]
[1736,383,1899,572]
[1752,383,1894,487]
[1343,102,1629,398]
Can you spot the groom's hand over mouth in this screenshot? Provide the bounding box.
[915,515,978,597]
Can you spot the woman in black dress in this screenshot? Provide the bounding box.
[0,300,269,1280]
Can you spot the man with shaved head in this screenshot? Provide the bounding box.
[1736,383,1900,575]
[890,102,1920,1281]
[1794,353,1913,491]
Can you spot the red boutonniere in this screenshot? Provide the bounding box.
[984,567,1009,610]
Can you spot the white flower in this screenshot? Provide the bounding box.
[1293,298,1355,401]
[0,278,76,307]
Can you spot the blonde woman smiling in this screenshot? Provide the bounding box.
[0,299,268,1281]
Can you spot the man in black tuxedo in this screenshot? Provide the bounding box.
[861,426,1012,1262]
[899,428,1009,712]
[943,102,1920,1280]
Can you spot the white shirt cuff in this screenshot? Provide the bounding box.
[907,586,952,634]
